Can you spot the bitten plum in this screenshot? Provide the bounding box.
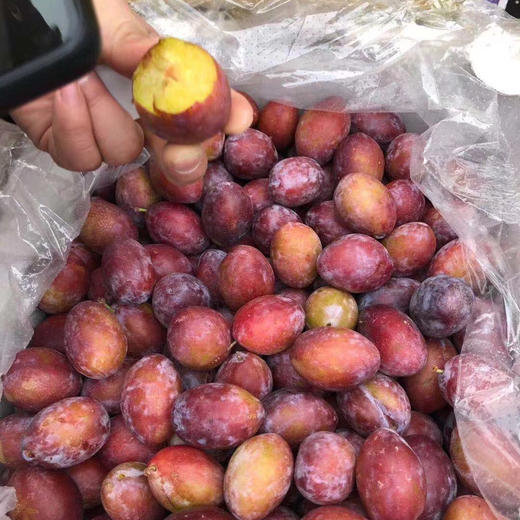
[261,390,338,446]
[98,415,155,470]
[317,234,394,293]
[114,303,165,357]
[387,180,425,226]
[167,306,232,370]
[402,338,457,414]
[145,446,224,511]
[385,133,421,180]
[39,255,89,314]
[406,435,457,520]
[152,273,211,328]
[0,413,33,468]
[224,129,278,180]
[232,294,305,355]
[218,245,275,310]
[295,97,351,165]
[243,178,274,214]
[358,277,419,313]
[337,373,411,436]
[172,383,265,449]
[79,197,138,253]
[305,201,351,246]
[271,222,322,288]
[358,304,427,377]
[215,351,273,399]
[202,182,253,248]
[82,358,134,415]
[146,202,209,255]
[7,466,83,520]
[356,428,426,520]
[305,286,358,329]
[290,327,381,391]
[295,431,356,505]
[64,301,127,379]
[252,204,301,254]
[121,354,182,447]
[351,112,406,148]
[269,157,325,207]
[3,347,81,412]
[22,396,110,468]
[224,433,293,520]
[334,173,396,238]
[332,132,384,180]
[409,275,475,338]
[102,238,156,304]
[258,102,299,151]
[133,36,231,144]
[101,462,164,520]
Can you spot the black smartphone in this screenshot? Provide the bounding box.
[0,0,101,114]
[505,0,520,18]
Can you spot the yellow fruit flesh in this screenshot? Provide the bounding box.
[133,38,217,115]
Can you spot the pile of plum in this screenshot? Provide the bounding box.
[0,96,503,520]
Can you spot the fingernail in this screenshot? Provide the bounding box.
[167,147,204,176]
[58,82,80,105]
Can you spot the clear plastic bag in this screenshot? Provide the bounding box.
[2,0,520,517]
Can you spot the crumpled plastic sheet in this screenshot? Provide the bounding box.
[2,0,520,517]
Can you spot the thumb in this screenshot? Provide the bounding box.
[94,0,159,78]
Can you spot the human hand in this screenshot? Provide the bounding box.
[10,0,253,183]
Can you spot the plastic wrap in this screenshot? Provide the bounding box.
[2,0,520,517]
